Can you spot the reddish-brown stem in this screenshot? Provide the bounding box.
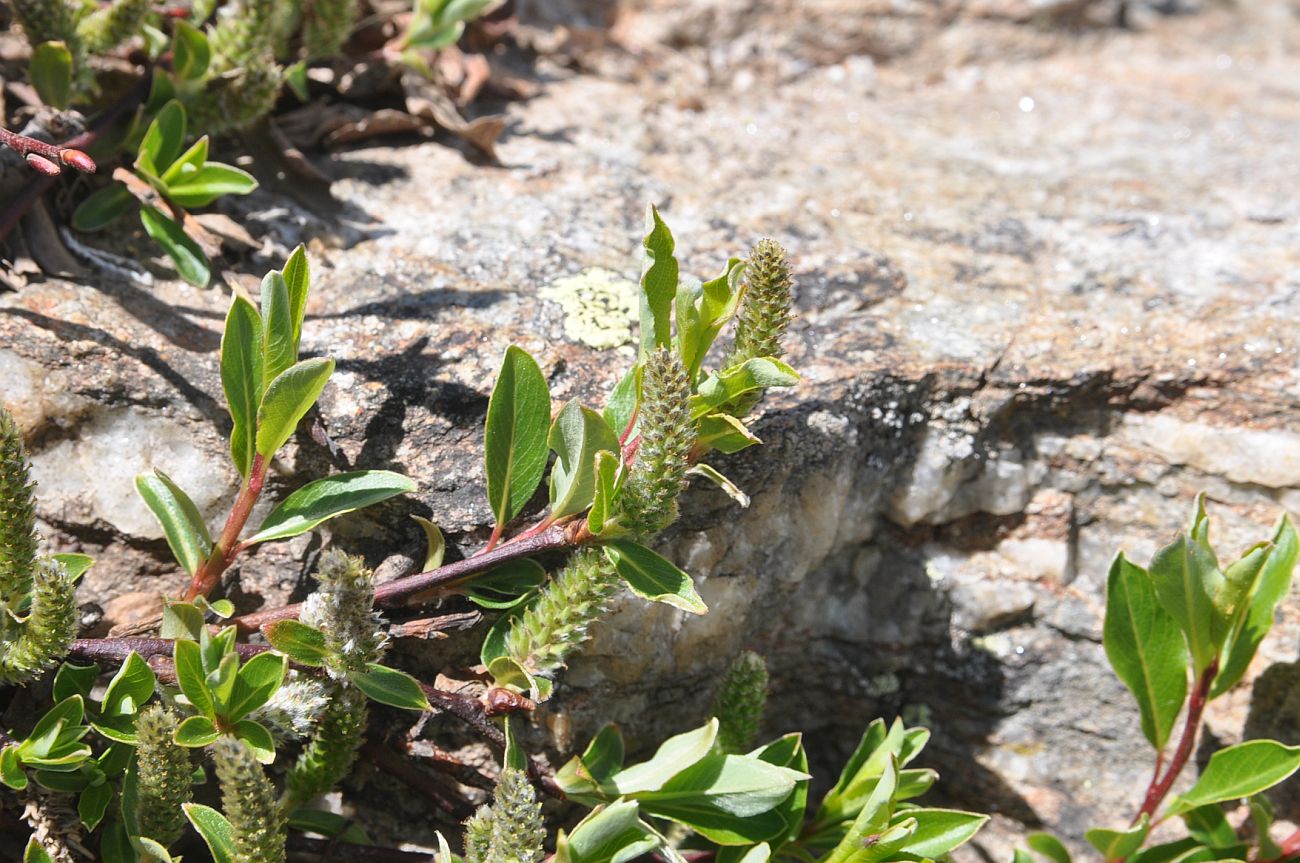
[1134,662,1217,825]
[232,522,576,632]
[483,520,505,553]
[186,454,267,601]
[619,404,640,446]
[0,74,148,244]
[0,126,96,175]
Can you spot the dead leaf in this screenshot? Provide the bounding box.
[192,213,259,251]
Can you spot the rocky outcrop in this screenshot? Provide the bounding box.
[3,0,1299,854]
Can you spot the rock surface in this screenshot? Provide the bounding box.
[4,0,1300,855]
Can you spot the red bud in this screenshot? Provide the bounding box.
[60,149,97,173]
[25,153,61,176]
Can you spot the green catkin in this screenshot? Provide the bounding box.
[728,239,793,368]
[214,738,287,863]
[10,0,80,48]
[463,806,494,863]
[712,651,769,755]
[0,559,77,685]
[76,0,149,52]
[617,347,692,536]
[207,0,279,65]
[301,0,356,60]
[462,769,545,863]
[134,705,194,846]
[299,549,387,677]
[0,407,39,604]
[282,685,367,806]
[505,548,617,678]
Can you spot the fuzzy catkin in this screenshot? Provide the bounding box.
[299,549,387,678]
[282,685,367,806]
[617,348,691,536]
[0,559,77,686]
[505,548,617,678]
[134,706,193,846]
[10,0,80,48]
[214,738,286,863]
[728,239,793,368]
[301,0,356,59]
[463,769,545,863]
[76,0,149,52]
[0,406,39,604]
[712,651,769,755]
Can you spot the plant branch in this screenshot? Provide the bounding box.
[0,74,149,244]
[361,740,474,819]
[0,126,96,176]
[187,454,267,601]
[232,522,578,632]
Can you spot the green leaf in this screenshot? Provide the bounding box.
[1,745,27,790]
[350,663,432,711]
[639,204,678,353]
[51,553,93,582]
[588,449,624,535]
[1104,553,1189,750]
[136,100,187,177]
[636,753,809,845]
[823,757,898,863]
[78,780,113,830]
[750,733,809,845]
[1213,516,1298,697]
[412,516,445,570]
[101,652,156,716]
[72,183,134,232]
[173,639,214,718]
[1085,815,1150,859]
[606,720,718,797]
[284,59,309,101]
[462,559,546,609]
[898,809,989,859]
[1181,805,1235,848]
[31,42,73,110]
[558,725,626,796]
[132,836,177,863]
[556,800,661,863]
[690,358,800,420]
[604,540,707,615]
[227,652,287,721]
[287,808,372,845]
[185,803,236,863]
[282,245,311,351]
[677,258,744,381]
[1165,740,1300,817]
[140,205,210,286]
[53,662,100,703]
[165,162,258,208]
[174,715,220,747]
[260,270,296,384]
[263,620,328,666]
[1251,796,1283,860]
[135,469,212,576]
[19,697,85,760]
[603,364,640,438]
[687,463,750,508]
[221,292,264,478]
[256,358,335,457]
[160,600,205,641]
[814,719,905,831]
[248,470,416,543]
[100,819,133,863]
[233,719,276,763]
[1148,504,1226,674]
[1026,832,1073,863]
[696,412,760,454]
[484,345,551,529]
[549,401,621,520]
[161,135,209,185]
[171,20,210,79]
[24,837,56,863]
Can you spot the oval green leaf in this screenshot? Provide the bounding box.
[256,357,335,457]
[221,293,263,478]
[184,803,236,863]
[135,469,212,576]
[173,715,220,748]
[485,345,551,530]
[171,20,210,79]
[349,663,432,712]
[72,183,133,232]
[549,401,620,520]
[226,652,286,722]
[604,539,707,615]
[262,620,327,666]
[31,42,73,110]
[1165,740,1300,817]
[139,205,209,286]
[247,470,416,543]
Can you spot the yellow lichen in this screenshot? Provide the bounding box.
[540,268,638,350]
